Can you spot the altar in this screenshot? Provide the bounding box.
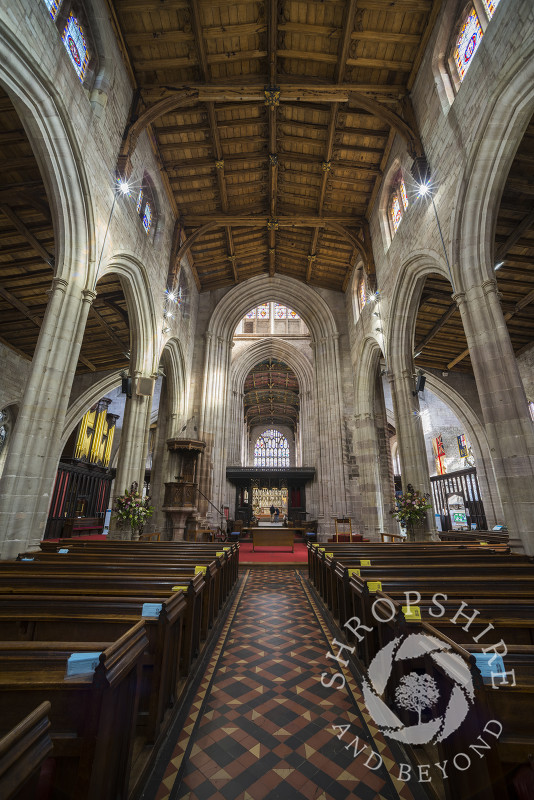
[249,527,295,551]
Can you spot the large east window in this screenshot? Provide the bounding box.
[253,429,290,468]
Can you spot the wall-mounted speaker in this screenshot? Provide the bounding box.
[415,374,426,394]
[121,376,132,398]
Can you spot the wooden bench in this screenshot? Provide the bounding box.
[308,540,534,800]
[0,540,241,799]
[0,702,53,800]
[0,624,147,800]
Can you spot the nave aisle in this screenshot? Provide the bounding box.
[144,569,420,800]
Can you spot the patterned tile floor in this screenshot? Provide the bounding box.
[149,569,425,800]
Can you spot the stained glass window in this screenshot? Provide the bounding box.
[44,0,61,20]
[454,8,483,82]
[62,14,89,82]
[390,193,403,233]
[245,308,256,319]
[274,304,287,319]
[136,189,143,214]
[253,429,290,467]
[288,309,300,319]
[529,400,534,422]
[359,279,367,310]
[482,0,501,18]
[399,178,409,211]
[142,202,152,234]
[257,303,270,319]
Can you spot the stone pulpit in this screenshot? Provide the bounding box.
[162,438,206,540]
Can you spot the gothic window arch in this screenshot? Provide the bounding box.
[254,429,290,468]
[388,172,409,236]
[43,0,62,20]
[135,172,158,238]
[446,0,502,94]
[40,0,98,89]
[356,272,368,314]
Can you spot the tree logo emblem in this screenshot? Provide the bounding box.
[362,633,474,745]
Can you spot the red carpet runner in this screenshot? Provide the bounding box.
[148,569,418,800]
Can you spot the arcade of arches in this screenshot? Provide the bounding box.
[0,1,533,799]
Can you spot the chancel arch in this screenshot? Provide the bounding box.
[200,275,349,536]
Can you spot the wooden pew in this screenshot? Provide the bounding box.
[0,624,147,800]
[0,702,53,800]
[308,541,534,800]
[0,567,205,679]
[0,591,187,744]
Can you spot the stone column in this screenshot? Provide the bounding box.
[454,282,534,554]
[314,334,350,536]
[147,377,171,537]
[388,367,435,539]
[0,280,95,558]
[109,377,153,539]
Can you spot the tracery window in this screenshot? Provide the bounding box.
[482,0,501,18]
[253,429,290,468]
[43,0,62,20]
[257,303,270,319]
[358,276,367,311]
[529,400,534,423]
[453,7,484,82]
[388,175,409,235]
[142,202,152,234]
[0,410,8,457]
[62,13,89,82]
[136,173,157,237]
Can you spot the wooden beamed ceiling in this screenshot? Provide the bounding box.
[111,0,437,291]
[0,88,130,374]
[243,358,299,430]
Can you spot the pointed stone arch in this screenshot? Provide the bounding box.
[0,23,95,288]
[98,253,159,378]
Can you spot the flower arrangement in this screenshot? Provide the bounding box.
[391,484,432,529]
[114,482,154,539]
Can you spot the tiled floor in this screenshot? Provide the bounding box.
[149,569,421,800]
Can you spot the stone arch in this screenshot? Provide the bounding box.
[0,22,94,288]
[98,253,159,377]
[231,338,313,396]
[61,369,122,449]
[209,275,339,343]
[451,37,534,288]
[353,336,385,416]
[201,276,348,533]
[159,337,188,429]
[424,372,503,526]
[387,250,450,371]
[352,336,395,538]
[229,338,316,469]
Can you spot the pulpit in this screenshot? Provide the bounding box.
[162,438,205,540]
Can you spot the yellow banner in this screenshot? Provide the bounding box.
[360,559,371,566]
